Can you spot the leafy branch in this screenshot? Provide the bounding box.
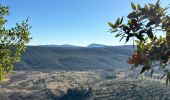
[108,0,170,84]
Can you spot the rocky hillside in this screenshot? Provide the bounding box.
[1,70,170,100]
[0,71,101,100]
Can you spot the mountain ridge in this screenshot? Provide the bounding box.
[35,43,135,48]
[15,45,135,70]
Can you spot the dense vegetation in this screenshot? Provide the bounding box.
[15,45,133,70]
[0,4,31,81]
[94,78,170,100]
[58,86,92,100]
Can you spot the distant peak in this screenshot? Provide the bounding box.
[87,43,107,48]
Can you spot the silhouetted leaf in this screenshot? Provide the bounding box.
[151,69,153,77]
[123,26,130,33]
[126,36,130,43]
[139,30,146,36]
[119,35,126,42]
[120,17,123,24]
[115,33,122,37]
[140,66,148,74]
[147,27,153,39]
[146,21,156,27]
[131,64,139,70]
[166,76,169,85]
[166,72,170,85]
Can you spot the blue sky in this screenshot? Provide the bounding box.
[0,0,169,46]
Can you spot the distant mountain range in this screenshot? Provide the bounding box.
[87,43,107,48]
[39,44,81,48]
[38,43,132,48]
[15,44,136,70]
[38,43,107,48]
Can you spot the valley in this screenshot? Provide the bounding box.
[0,69,170,100]
[0,45,169,100]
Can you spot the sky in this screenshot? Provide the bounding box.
[0,0,169,46]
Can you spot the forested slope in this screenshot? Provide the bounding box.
[15,45,134,70]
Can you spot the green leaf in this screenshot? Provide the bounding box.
[128,20,132,24]
[131,2,136,10]
[148,43,152,50]
[108,22,117,29]
[137,4,141,10]
[115,18,120,25]
[134,40,140,44]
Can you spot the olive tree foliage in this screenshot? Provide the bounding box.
[0,5,31,81]
[108,0,170,84]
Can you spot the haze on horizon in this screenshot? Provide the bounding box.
[0,0,168,46]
